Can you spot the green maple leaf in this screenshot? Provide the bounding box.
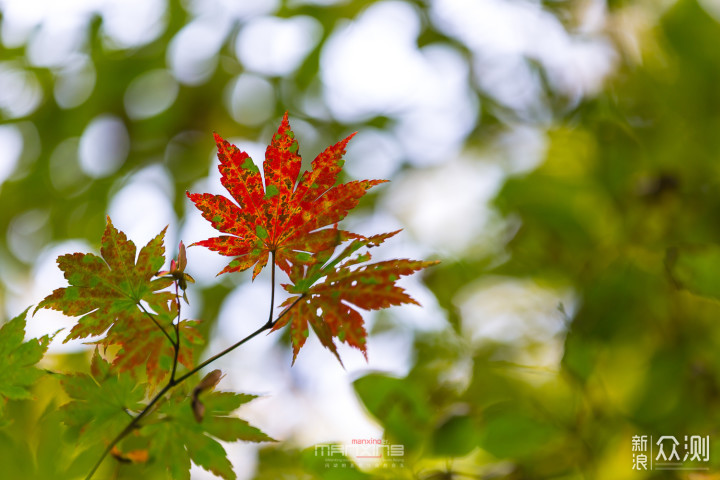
[0,308,50,413]
[275,231,438,364]
[141,386,274,480]
[187,112,385,279]
[61,350,145,444]
[35,217,198,383]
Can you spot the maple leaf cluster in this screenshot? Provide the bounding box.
[24,111,435,480]
[188,112,437,363]
[36,112,435,371]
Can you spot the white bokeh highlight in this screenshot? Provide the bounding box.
[124,69,179,120]
[321,2,425,121]
[344,128,404,181]
[78,114,129,178]
[167,15,231,85]
[49,137,89,194]
[225,74,276,126]
[26,17,86,68]
[54,55,96,109]
[0,124,23,188]
[0,0,97,48]
[184,0,279,21]
[384,156,504,254]
[108,164,177,251]
[100,0,167,49]
[432,0,617,113]
[456,276,576,369]
[236,15,322,76]
[0,62,44,118]
[320,2,478,165]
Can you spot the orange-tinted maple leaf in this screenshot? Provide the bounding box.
[111,446,150,463]
[36,217,199,383]
[274,231,438,365]
[187,112,385,279]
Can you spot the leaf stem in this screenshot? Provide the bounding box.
[83,292,305,480]
[170,282,182,382]
[174,293,303,385]
[138,303,176,347]
[266,250,276,327]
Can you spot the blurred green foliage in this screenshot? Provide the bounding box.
[3,0,720,478]
[416,1,720,478]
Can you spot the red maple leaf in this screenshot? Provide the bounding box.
[275,231,438,364]
[186,112,385,278]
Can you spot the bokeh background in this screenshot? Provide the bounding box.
[2,0,720,478]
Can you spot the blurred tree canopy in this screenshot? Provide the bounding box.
[2,0,720,478]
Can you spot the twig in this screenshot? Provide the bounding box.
[266,250,276,327]
[173,293,303,385]
[170,282,181,382]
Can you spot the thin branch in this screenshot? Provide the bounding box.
[266,250,276,327]
[84,292,305,480]
[170,282,182,382]
[174,293,304,385]
[138,303,176,347]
